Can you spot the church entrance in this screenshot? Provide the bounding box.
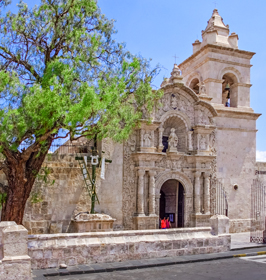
[160,179,184,228]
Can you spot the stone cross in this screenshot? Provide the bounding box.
[173,54,179,64]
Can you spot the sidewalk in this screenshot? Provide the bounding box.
[231,232,266,250]
[32,232,266,280]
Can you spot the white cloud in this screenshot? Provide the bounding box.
[256,150,266,162]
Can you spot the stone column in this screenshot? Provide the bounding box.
[0,221,16,260]
[151,130,155,148]
[204,172,211,214]
[140,129,144,147]
[196,134,200,151]
[158,127,164,152]
[2,224,32,280]
[175,182,179,228]
[206,134,210,151]
[137,169,145,216]
[149,170,156,216]
[194,171,201,214]
[188,131,193,151]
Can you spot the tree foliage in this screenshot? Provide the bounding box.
[0,0,162,223]
[0,0,161,154]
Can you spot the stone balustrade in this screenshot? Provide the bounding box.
[28,227,231,269]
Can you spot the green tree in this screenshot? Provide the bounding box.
[0,0,162,224]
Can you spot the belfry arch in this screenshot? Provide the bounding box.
[189,78,200,94]
[222,72,238,107]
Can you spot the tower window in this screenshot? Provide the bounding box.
[189,78,200,94]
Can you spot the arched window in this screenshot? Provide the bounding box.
[189,78,200,94]
[222,73,238,107]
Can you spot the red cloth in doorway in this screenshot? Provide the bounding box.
[161,219,166,229]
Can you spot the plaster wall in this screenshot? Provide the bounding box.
[95,142,124,230]
[215,115,257,232]
[255,162,266,184]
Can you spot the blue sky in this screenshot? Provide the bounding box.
[5,0,266,159]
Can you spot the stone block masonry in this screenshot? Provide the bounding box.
[28,227,231,269]
[0,222,32,280]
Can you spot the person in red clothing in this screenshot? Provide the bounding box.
[166,217,171,228]
[161,217,167,229]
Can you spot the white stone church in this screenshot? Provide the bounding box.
[12,9,261,235]
[94,9,260,233]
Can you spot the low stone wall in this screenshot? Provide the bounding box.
[229,218,251,233]
[28,227,231,269]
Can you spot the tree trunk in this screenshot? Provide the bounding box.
[1,142,51,224]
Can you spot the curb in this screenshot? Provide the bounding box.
[35,250,266,278]
[233,251,266,258]
[230,245,266,251]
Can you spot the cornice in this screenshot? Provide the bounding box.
[179,44,255,69]
[215,107,261,120]
[217,126,258,132]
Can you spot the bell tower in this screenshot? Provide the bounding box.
[179,9,261,233]
[179,9,255,110]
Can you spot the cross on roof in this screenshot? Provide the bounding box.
[173,54,179,64]
[213,1,217,8]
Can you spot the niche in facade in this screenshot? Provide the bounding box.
[162,116,187,153]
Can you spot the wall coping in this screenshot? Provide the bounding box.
[28,227,212,241]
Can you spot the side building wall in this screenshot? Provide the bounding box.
[215,113,257,233]
[0,140,125,234]
[95,140,124,230]
[0,154,91,234]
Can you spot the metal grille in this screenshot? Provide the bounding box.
[250,178,266,244]
[210,178,228,216]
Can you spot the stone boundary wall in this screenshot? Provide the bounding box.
[229,218,251,233]
[28,227,231,269]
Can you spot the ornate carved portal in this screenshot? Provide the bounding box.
[122,65,217,230]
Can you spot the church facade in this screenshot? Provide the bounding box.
[2,9,259,235]
[95,9,260,233]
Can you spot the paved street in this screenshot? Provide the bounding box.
[45,258,266,280]
[240,254,266,263]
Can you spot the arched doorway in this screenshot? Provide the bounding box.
[160,179,184,228]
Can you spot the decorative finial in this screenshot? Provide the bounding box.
[171,64,181,77]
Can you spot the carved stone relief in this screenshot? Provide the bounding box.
[209,130,216,156]
[122,132,137,230]
[171,94,179,109]
[209,129,217,215]
[101,138,115,159]
[199,135,207,150]
[143,131,152,147]
[155,92,195,127]
[196,106,213,126]
[168,128,178,152]
[155,156,186,170]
